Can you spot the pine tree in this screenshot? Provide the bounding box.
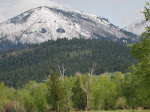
[46,70,64,112]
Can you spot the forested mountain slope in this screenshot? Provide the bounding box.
[0,39,136,87]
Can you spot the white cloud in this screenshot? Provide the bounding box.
[0,15,5,23]
[0,0,147,27]
[121,9,145,27]
[0,0,61,23]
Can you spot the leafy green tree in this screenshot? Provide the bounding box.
[61,76,74,112]
[131,2,150,61]
[72,73,86,110]
[0,82,10,111]
[144,2,150,21]
[129,2,150,108]
[122,72,138,108]
[17,89,35,112]
[23,81,47,112]
[112,72,124,97]
[46,70,64,112]
[112,72,128,109]
[91,74,117,110]
[80,73,94,111]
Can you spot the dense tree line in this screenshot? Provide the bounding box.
[0,70,149,112]
[0,39,136,87]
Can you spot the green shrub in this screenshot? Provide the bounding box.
[114,97,127,109]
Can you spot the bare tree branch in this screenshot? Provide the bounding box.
[88,63,96,76]
[57,64,66,79]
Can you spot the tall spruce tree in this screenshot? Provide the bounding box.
[46,70,64,112]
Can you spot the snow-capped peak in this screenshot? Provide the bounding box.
[124,19,150,36]
[0,6,137,45]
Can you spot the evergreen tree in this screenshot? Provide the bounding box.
[46,70,64,112]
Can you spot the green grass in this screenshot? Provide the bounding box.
[93,72,118,79]
[72,110,150,112]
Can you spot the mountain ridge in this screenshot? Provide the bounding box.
[0,6,138,50]
[124,19,150,36]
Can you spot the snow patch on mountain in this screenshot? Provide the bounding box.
[124,19,150,36]
[0,6,137,44]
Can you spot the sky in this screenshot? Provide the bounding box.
[0,0,148,28]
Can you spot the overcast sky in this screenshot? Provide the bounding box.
[0,0,148,28]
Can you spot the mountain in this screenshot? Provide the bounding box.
[0,6,138,50]
[0,38,136,87]
[124,19,150,36]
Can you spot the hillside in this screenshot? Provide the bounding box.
[0,39,136,87]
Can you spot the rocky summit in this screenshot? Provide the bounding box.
[0,6,138,47]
